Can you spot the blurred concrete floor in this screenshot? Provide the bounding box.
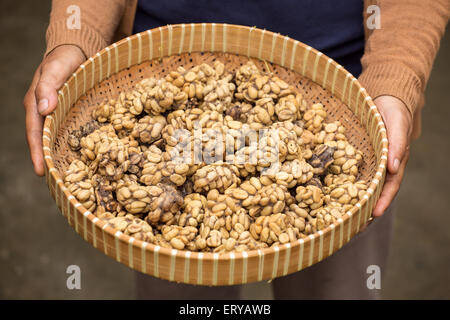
[0,1,448,299]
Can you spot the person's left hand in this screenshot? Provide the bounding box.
[372,95,412,217]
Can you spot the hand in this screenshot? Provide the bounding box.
[24,45,86,176]
[372,95,412,217]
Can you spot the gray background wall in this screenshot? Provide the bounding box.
[0,0,448,299]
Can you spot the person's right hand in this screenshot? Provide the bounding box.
[24,45,86,176]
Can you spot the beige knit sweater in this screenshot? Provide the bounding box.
[45,0,449,138]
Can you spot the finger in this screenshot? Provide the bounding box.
[360,221,369,232]
[376,99,410,175]
[35,46,86,116]
[360,218,374,232]
[35,60,68,116]
[24,67,45,176]
[372,150,409,217]
[385,111,409,175]
[25,108,45,176]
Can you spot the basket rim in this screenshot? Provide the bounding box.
[42,23,388,262]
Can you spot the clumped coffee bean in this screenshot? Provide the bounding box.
[303,103,327,134]
[295,185,324,211]
[63,160,96,212]
[267,159,314,188]
[64,60,367,253]
[67,130,82,151]
[323,178,368,212]
[92,174,118,216]
[131,115,166,144]
[92,100,116,123]
[275,93,306,122]
[327,140,363,177]
[105,214,155,242]
[136,77,188,115]
[68,120,101,151]
[308,144,336,175]
[192,164,241,193]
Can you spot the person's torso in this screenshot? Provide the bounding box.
[133,0,364,76]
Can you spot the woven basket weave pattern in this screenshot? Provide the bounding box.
[43,24,388,286]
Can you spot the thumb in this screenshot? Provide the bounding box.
[35,45,86,116]
[35,60,68,116]
[375,96,411,175]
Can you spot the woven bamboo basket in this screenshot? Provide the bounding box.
[43,24,388,286]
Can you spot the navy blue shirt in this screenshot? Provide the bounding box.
[133,0,364,76]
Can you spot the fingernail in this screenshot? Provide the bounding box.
[393,158,400,172]
[38,99,49,114]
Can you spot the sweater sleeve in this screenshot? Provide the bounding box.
[45,0,127,59]
[358,0,449,117]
